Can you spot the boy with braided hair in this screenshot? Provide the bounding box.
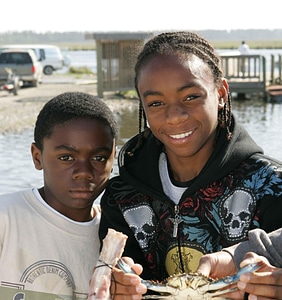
[99,31,282,284]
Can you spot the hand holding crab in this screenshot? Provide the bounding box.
[197,251,282,299]
[117,257,263,299]
[237,253,282,299]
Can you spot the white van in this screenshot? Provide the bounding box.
[0,44,67,75]
[0,48,43,87]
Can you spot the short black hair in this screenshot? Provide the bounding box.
[34,92,118,150]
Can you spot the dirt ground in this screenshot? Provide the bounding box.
[0,74,138,133]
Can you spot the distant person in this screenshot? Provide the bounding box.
[238,41,250,73]
[238,40,250,55]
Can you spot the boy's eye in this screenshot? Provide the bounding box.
[92,155,106,162]
[185,94,198,101]
[59,155,74,161]
[148,101,162,107]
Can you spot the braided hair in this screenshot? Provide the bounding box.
[130,31,232,155]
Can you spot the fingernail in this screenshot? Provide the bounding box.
[136,284,147,294]
[240,273,251,282]
[249,295,258,300]
[237,281,247,290]
[130,277,140,285]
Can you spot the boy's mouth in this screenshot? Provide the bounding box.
[170,130,193,139]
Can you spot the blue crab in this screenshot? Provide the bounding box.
[117,258,263,299]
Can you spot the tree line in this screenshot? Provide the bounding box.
[1,29,282,49]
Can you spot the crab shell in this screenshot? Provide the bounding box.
[144,273,233,300]
[142,262,263,299]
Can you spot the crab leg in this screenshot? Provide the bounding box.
[88,229,128,299]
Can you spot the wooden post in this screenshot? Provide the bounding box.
[279,55,282,84]
[96,40,103,98]
[270,54,275,85]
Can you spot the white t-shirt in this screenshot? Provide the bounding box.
[238,43,250,55]
[159,152,187,204]
[0,188,100,300]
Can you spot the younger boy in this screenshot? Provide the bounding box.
[0,92,145,299]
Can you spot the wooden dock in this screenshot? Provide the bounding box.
[220,53,282,101]
[220,54,268,100]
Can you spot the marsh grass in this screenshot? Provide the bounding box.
[68,66,94,75]
[210,40,282,49]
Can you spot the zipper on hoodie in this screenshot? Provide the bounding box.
[169,204,183,238]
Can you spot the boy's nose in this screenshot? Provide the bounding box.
[166,104,189,123]
[73,161,94,180]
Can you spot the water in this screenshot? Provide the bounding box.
[232,99,282,158]
[1,49,282,195]
[59,50,97,73]
[0,131,43,193]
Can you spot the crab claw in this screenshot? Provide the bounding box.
[117,258,177,297]
[201,260,264,297]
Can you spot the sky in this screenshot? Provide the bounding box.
[1,0,282,33]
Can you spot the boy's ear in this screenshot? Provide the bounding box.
[218,78,229,108]
[31,142,43,170]
[218,97,225,108]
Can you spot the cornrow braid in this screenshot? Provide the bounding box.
[131,31,233,155]
[127,100,148,156]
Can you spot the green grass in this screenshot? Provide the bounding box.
[115,90,138,99]
[68,66,94,75]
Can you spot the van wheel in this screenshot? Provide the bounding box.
[43,66,53,75]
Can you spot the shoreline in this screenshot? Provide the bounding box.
[0,74,138,134]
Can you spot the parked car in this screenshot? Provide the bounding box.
[0,48,43,87]
[0,44,66,75]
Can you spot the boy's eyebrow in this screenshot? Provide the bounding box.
[142,90,162,98]
[142,83,198,98]
[54,145,78,153]
[178,83,197,91]
[54,145,113,153]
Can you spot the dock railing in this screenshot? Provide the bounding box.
[220,54,266,99]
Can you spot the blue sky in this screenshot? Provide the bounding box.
[1,0,282,33]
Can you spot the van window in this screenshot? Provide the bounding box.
[0,52,32,64]
[39,49,46,60]
[44,48,62,58]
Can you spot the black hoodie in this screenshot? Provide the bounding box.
[100,116,282,281]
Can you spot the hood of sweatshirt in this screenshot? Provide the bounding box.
[118,116,263,199]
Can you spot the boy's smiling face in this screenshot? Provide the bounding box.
[31,118,116,222]
[137,53,227,181]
